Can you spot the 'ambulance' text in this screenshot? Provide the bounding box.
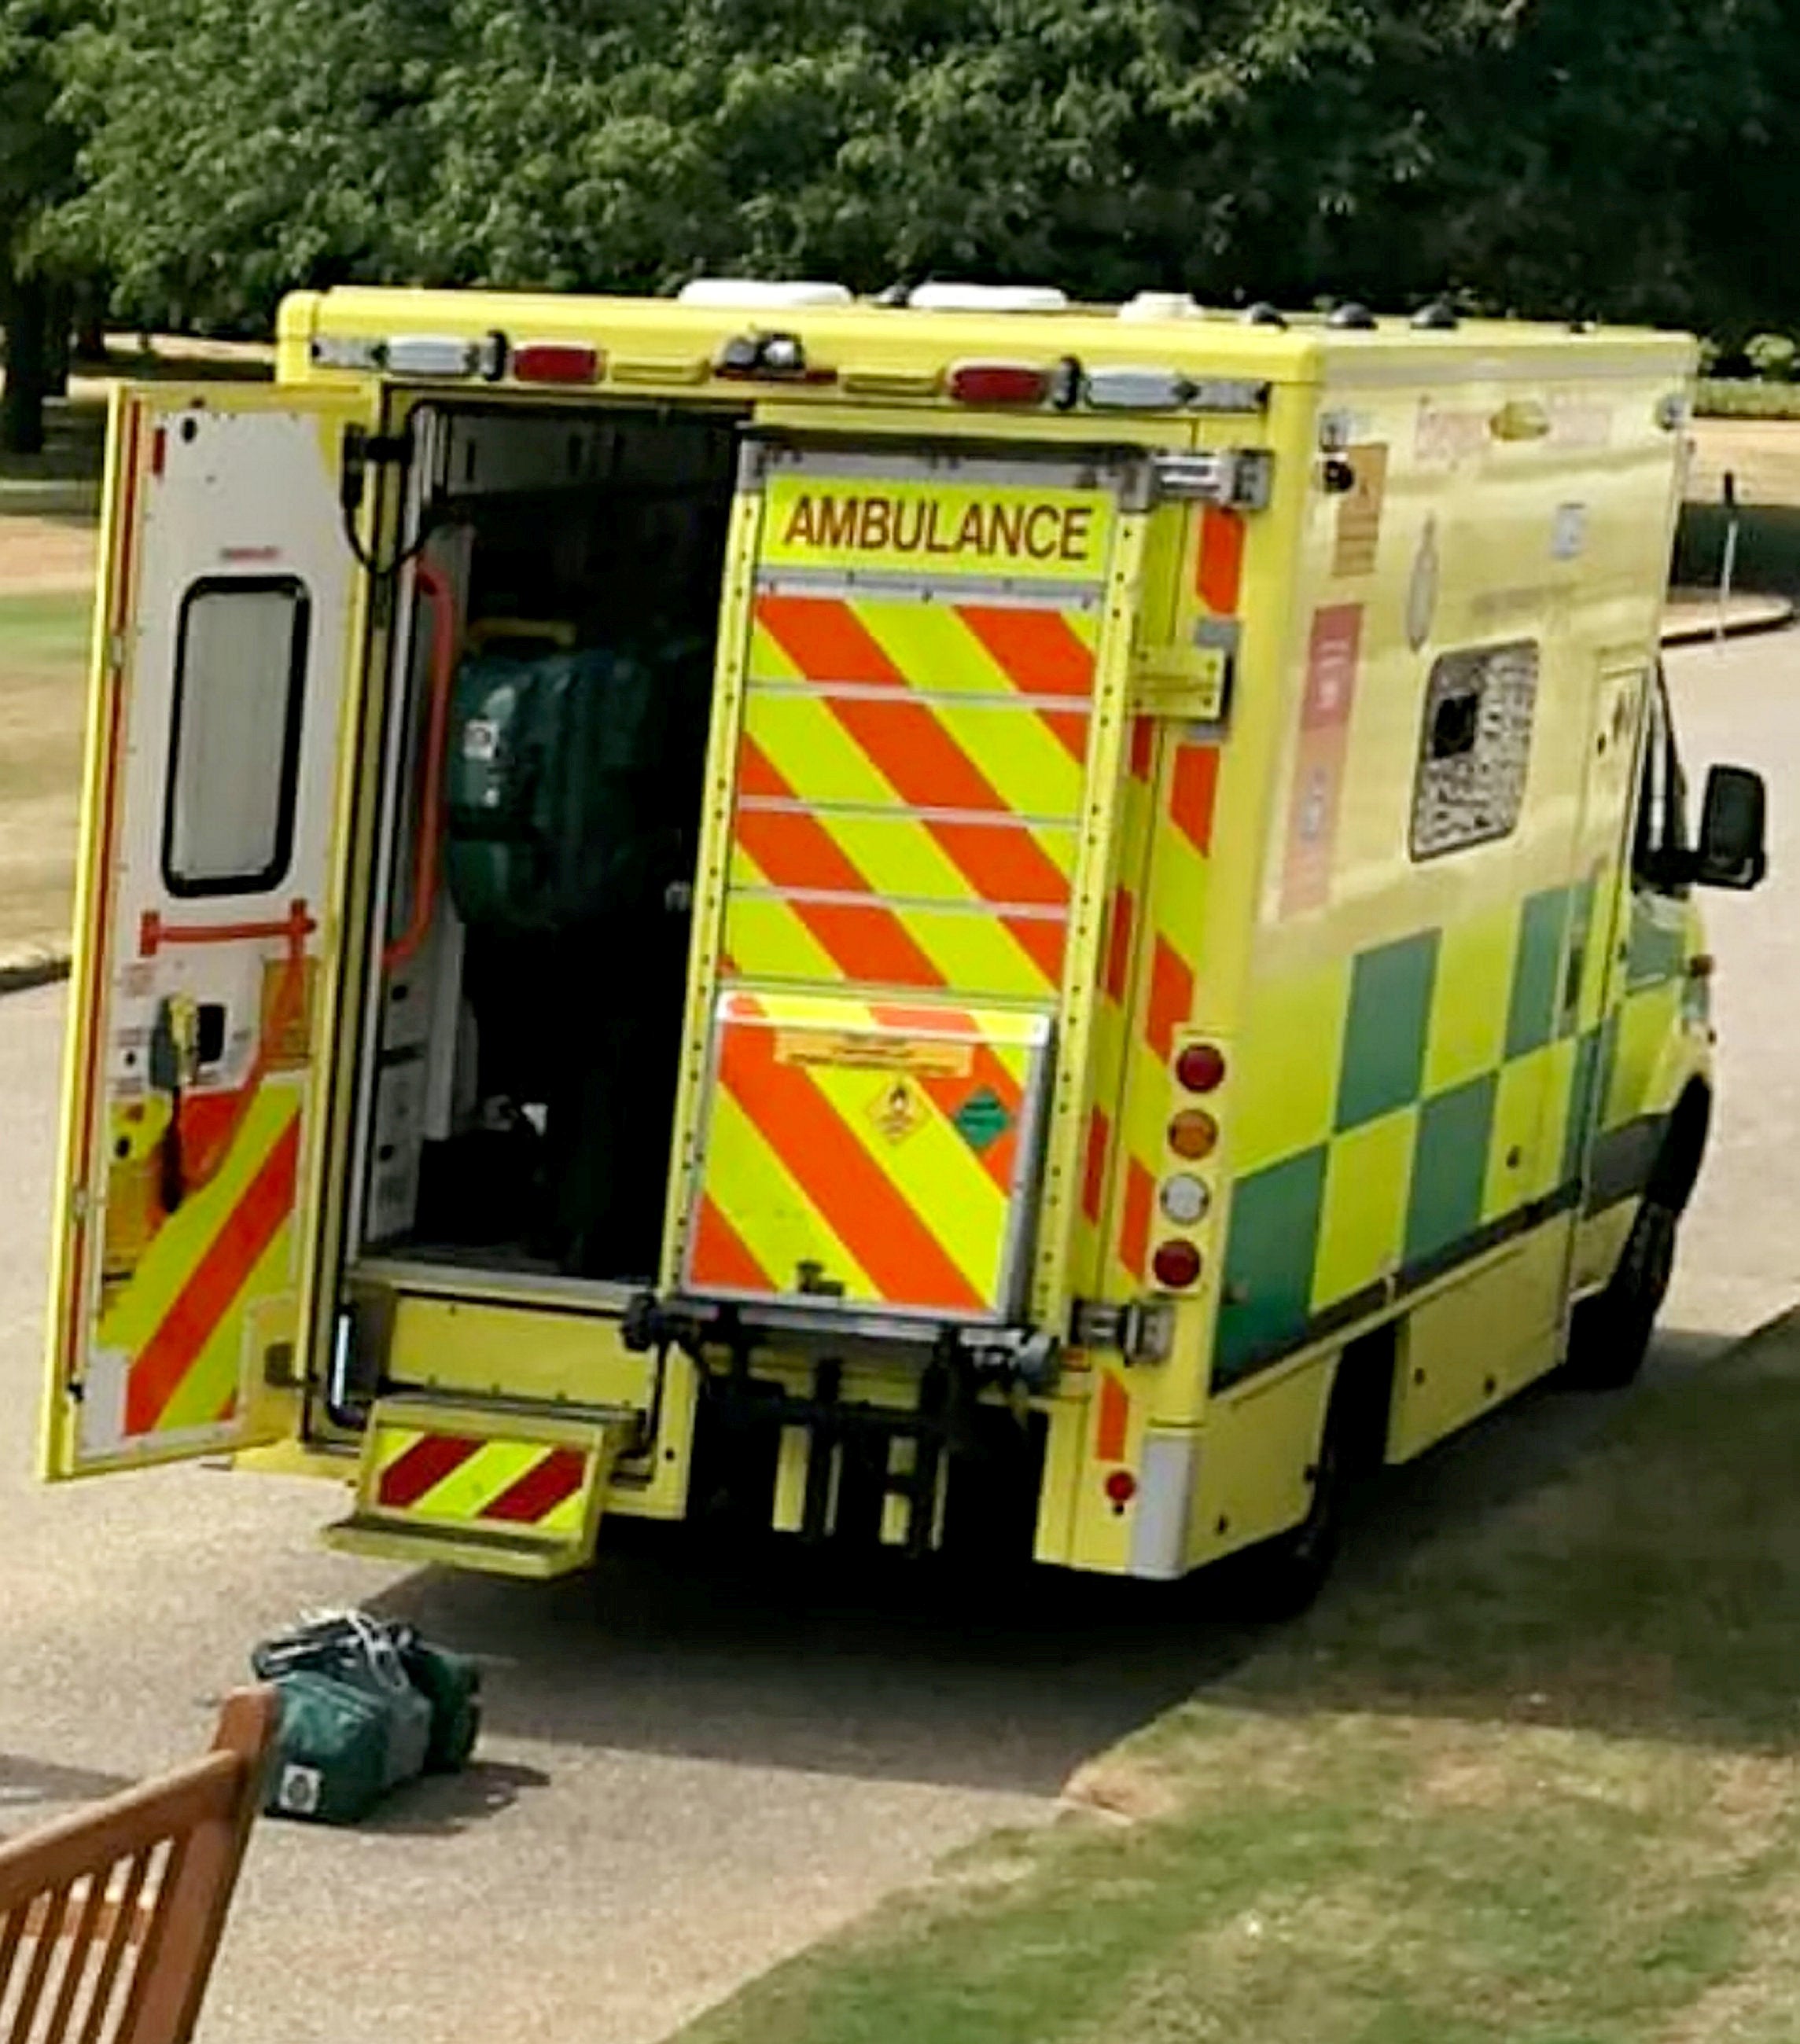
[780,492,1095,564]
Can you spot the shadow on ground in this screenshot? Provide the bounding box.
[364,1322,1742,1801]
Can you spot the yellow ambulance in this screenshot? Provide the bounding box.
[42,281,1768,1608]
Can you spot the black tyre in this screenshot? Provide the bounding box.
[1563,1197,1679,1391]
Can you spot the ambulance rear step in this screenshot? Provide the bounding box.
[322,1393,634,1579]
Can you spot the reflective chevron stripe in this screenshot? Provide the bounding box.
[372,1430,591,1534]
[685,991,1050,1322]
[97,1083,302,1443]
[723,572,1103,1001]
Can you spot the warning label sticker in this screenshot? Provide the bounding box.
[867,1075,930,1144]
[1332,444,1387,578]
[775,1030,972,1078]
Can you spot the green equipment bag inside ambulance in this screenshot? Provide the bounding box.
[444,640,660,934]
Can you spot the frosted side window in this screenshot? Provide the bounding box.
[1410,640,1538,860]
[164,579,308,894]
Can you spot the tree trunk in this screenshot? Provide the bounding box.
[44,281,72,399]
[1,270,50,457]
[74,280,108,363]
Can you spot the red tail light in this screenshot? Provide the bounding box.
[513,342,602,384]
[948,361,1050,406]
[1104,1469,1138,1505]
[1175,1042,1227,1094]
[1152,1241,1203,1289]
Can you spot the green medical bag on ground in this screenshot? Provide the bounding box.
[253,1612,480,1823]
[263,1672,396,1826]
[397,1635,483,1773]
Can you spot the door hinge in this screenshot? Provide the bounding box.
[1130,449,1274,514]
[1069,1299,1176,1362]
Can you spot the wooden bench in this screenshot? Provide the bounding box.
[0,1689,276,2044]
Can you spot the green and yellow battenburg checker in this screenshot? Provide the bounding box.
[40,277,1765,1605]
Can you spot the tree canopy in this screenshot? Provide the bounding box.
[6,0,1798,348]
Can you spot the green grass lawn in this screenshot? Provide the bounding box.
[681,1319,1800,2044]
[0,589,91,957]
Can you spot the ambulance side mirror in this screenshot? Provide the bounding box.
[1695,764,1767,890]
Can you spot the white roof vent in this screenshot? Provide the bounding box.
[675,279,853,309]
[907,283,1069,314]
[1119,292,1204,323]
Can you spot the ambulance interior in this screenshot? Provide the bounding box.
[356,403,743,1287]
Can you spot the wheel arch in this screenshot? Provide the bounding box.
[1648,1079,1711,1213]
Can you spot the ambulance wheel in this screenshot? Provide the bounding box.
[1218,1416,1346,1622]
[1563,1198,1679,1391]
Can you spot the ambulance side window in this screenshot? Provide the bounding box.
[162,576,310,896]
[1632,667,1689,889]
[1410,640,1539,859]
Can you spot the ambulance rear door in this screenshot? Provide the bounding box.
[44,380,382,1477]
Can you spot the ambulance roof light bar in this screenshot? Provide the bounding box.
[907,283,1069,314]
[1117,292,1205,322]
[676,279,853,309]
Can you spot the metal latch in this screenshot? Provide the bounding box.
[1069,1299,1176,1363]
[1132,449,1274,513]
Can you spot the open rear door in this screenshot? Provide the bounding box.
[43,380,380,1476]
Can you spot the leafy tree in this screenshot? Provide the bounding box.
[0,0,85,451]
[39,0,1800,337]
[50,0,452,327]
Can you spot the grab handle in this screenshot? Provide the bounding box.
[385,556,458,974]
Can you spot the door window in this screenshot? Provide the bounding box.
[1632,667,1689,890]
[163,576,310,895]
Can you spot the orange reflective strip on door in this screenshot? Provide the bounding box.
[1147,938,1197,1063]
[123,1111,300,1435]
[1095,1369,1131,1463]
[1195,507,1246,616]
[952,605,1096,699]
[690,1193,779,1292]
[753,592,905,688]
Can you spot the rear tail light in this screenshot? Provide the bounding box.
[1152,1241,1203,1289]
[513,341,602,384]
[1168,1109,1218,1160]
[1103,1469,1138,1505]
[948,360,1049,406]
[1175,1042,1226,1093]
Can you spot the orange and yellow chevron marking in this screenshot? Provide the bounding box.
[98,1083,300,1440]
[1094,1369,1132,1464]
[371,1428,591,1534]
[1194,507,1246,616]
[687,991,1044,1320]
[1068,717,1160,1298]
[725,590,1099,998]
[1101,735,1221,1296]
